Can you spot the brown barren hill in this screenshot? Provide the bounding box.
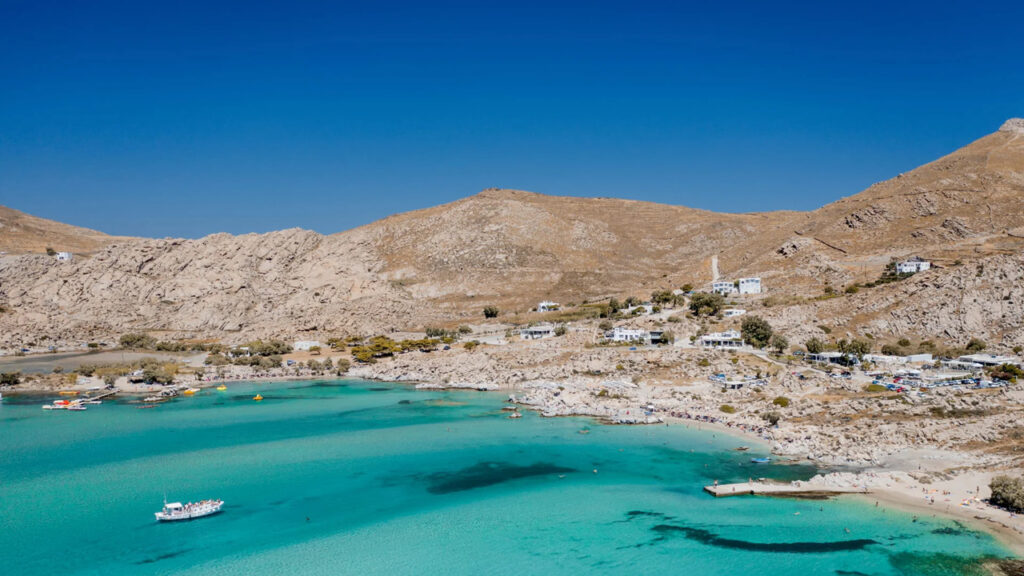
[0,119,1022,348]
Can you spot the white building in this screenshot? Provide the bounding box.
[537,301,560,313]
[863,353,934,365]
[521,323,556,339]
[294,340,321,351]
[957,354,1021,367]
[711,281,737,295]
[896,257,930,274]
[699,329,744,349]
[722,308,746,318]
[738,277,761,295]
[55,251,73,262]
[605,327,647,343]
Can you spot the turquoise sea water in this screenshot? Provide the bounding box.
[0,380,1012,575]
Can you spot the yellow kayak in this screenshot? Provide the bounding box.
[216,385,227,391]
[253,394,263,401]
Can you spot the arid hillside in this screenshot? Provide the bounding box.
[0,206,118,255]
[0,119,1022,349]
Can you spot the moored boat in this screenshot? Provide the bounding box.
[750,457,771,464]
[253,394,263,401]
[155,499,224,522]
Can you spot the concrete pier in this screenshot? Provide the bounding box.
[704,481,868,498]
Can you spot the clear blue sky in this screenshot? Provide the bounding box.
[2,0,1022,238]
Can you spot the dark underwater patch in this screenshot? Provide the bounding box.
[834,571,872,576]
[650,523,878,553]
[887,552,1000,576]
[368,387,392,391]
[425,461,575,494]
[134,548,190,564]
[931,521,975,537]
[397,399,413,404]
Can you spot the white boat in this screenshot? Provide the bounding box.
[67,404,87,411]
[155,499,224,522]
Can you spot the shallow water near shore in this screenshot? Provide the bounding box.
[0,379,1012,575]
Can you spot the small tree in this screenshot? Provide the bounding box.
[990,475,1024,513]
[688,292,724,317]
[598,320,613,331]
[680,284,693,293]
[483,306,499,319]
[805,337,825,355]
[554,325,567,337]
[769,334,788,354]
[772,396,790,408]
[741,316,773,348]
[0,372,20,386]
[842,338,871,360]
[308,346,322,356]
[46,247,56,256]
[335,358,351,374]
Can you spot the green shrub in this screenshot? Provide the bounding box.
[865,384,888,393]
[698,358,710,367]
[844,285,859,294]
[966,338,987,352]
[119,333,157,350]
[483,306,499,318]
[990,476,1024,513]
[719,404,736,414]
[880,344,903,356]
[772,396,790,408]
[0,372,20,386]
[764,411,781,425]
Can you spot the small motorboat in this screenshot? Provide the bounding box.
[67,404,87,411]
[735,446,750,452]
[750,457,772,464]
[183,388,199,395]
[508,411,522,419]
[253,394,263,401]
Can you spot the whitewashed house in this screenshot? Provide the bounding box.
[605,327,647,343]
[711,281,737,295]
[294,340,321,351]
[521,323,556,340]
[738,277,762,295]
[896,257,930,274]
[722,308,746,318]
[699,329,744,349]
[537,301,560,312]
[55,251,73,262]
